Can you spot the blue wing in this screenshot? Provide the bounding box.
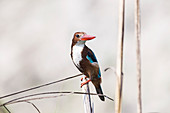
[86,50,101,78]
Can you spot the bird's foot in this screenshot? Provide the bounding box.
[81,79,91,88]
[81,76,88,81]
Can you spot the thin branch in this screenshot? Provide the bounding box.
[115,0,125,113]
[0,73,82,100]
[104,67,116,75]
[135,0,142,113]
[0,91,114,107]
[26,101,41,113]
[3,94,67,106]
[3,105,11,113]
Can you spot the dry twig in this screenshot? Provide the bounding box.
[0,74,82,100]
[0,91,113,107]
[26,101,41,113]
[3,105,11,113]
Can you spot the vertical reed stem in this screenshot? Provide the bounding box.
[135,0,142,113]
[81,75,94,113]
[115,0,125,113]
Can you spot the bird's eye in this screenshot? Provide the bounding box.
[76,34,80,38]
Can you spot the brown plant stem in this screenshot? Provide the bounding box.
[115,0,125,112]
[135,0,142,113]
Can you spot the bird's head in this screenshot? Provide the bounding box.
[72,32,96,45]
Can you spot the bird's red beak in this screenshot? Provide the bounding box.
[80,34,96,41]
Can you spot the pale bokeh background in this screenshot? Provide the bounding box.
[0,0,170,113]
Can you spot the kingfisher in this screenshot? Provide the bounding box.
[71,32,105,101]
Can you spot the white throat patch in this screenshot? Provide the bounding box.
[72,43,84,67]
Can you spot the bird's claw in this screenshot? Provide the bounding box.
[81,79,91,88]
[81,76,88,81]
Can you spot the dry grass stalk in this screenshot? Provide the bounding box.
[0,74,83,100]
[115,0,125,113]
[0,91,114,107]
[135,0,142,113]
[81,75,94,113]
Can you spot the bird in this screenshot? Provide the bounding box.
[71,32,105,101]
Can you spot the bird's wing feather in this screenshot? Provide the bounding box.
[86,49,101,78]
[87,49,97,63]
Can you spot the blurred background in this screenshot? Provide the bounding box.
[0,0,170,113]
